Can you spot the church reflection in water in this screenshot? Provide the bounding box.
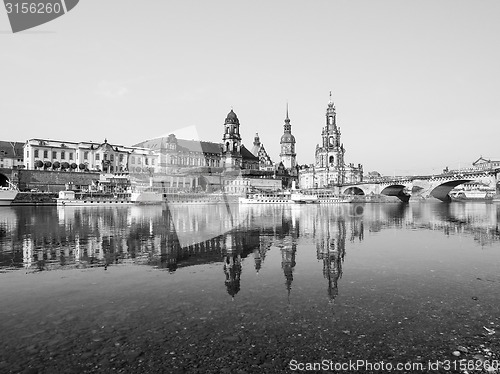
[0,202,499,302]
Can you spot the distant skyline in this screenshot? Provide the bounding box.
[1,1,499,175]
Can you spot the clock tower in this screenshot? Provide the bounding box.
[279,104,297,170]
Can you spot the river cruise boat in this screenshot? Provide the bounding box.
[315,191,354,204]
[291,189,354,204]
[57,190,133,206]
[0,185,19,206]
[239,191,292,204]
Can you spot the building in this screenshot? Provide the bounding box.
[136,110,259,175]
[24,138,153,173]
[0,141,24,169]
[221,109,259,171]
[472,156,500,171]
[277,106,299,188]
[251,133,274,171]
[299,93,363,189]
[20,108,289,194]
[135,134,223,174]
[279,105,297,170]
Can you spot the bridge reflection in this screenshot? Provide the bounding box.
[0,203,499,301]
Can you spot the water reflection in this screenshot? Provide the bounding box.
[1,204,499,300]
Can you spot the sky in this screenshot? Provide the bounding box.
[1,0,499,176]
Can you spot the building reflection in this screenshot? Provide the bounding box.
[0,202,499,301]
[223,235,242,299]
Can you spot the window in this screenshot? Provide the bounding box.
[34,149,39,158]
[131,156,135,165]
[152,159,155,165]
[119,154,123,162]
[61,151,65,160]
[84,151,88,160]
[95,154,100,161]
[27,150,29,158]
[110,154,114,162]
[52,151,57,159]
[104,154,108,161]
[145,158,149,165]
[69,153,73,160]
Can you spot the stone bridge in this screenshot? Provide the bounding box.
[341,169,500,202]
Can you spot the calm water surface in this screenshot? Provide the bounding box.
[0,202,499,373]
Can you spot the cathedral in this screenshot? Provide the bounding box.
[298,93,363,189]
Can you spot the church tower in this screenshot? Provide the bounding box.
[316,92,346,184]
[222,109,242,170]
[279,104,297,170]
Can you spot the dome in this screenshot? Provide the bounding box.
[225,109,239,124]
[280,133,295,143]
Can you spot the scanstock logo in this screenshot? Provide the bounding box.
[4,0,79,33]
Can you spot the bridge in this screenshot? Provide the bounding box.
[341,169,500,202]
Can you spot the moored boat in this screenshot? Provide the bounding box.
[294,189,354,204]
[130,190,163,204]
[239,191,292,204]
[0,186,19,206]
[449,190,494,201]
[290,192,318,204]
[56,190,132,206]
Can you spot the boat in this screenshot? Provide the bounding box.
[293,189,354,204]
[130,190,163,204]
[315,191,354,204]
[239,191,292,204]
[449,190,494,201]
[162,192,231,204]
[0,182,19,206]
[56,190,132,206]
[290,192,318,204]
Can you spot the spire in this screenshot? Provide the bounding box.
[283,103,291,133]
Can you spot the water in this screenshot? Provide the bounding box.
[0,202,499,373]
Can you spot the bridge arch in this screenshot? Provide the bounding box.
[380,184,410,202]
[343,186,365,195]
[430,179,472,202]
[0,173,9,188]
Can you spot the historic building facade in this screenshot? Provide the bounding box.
[0,141,24,169]
[24,138,154,173]
[299,94,363,189]
[251,133,274,171]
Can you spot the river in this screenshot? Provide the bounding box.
[0,202,499,373]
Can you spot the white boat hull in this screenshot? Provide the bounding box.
[239,197,292,204]
[0,190,18,206]
[130,191,163,204]
[57,199,132,206]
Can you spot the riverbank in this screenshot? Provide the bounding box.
[0,266,498,374]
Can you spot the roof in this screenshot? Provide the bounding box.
[241,145,259,161]
[134,137,258,161]
[473,156,500,165]
[0,141,25,158]
[134,137,222,154]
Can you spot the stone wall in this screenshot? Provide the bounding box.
[17,170,100,192]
